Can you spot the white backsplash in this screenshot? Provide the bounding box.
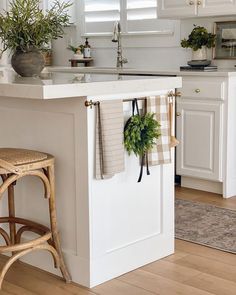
[1,15,234,70]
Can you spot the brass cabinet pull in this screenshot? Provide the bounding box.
[197,0,201,4]
[189,0,194,5]
[195,89,201,93]
[176,112,181,117]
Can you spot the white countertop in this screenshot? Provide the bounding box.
[0,68,182,99]
[48,66,236,77]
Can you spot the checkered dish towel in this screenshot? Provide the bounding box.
[147,95,171,165]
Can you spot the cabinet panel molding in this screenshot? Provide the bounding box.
[176,100,223,181]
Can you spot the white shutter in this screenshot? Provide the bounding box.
[126,0,173,34]
[81,0,175,36]
[83,0,120,35]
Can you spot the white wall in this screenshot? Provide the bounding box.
[51,15,236,70]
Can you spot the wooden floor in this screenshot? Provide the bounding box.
[1,187,236,295]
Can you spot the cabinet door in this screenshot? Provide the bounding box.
[176,100,223,181]
[158,0,197,18]
[198,0,236,16]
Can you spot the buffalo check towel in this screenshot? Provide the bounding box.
[147,95,171,165]
[96,100,125,179]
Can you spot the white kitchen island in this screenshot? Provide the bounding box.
[0,68,182,287]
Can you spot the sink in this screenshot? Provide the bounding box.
[47,67,175,77]
[48,66,132,74]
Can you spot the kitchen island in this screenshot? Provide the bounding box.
[0,68,182,287]
[48,66,236,198]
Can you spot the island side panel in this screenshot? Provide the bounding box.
[86,91,175,287]
[0,96,91,285]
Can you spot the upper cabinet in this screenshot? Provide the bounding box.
[158,0,197,18]
[198,0,236,16]
[158,0,236,18]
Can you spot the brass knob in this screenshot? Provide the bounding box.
[195,89,201,93]
[197,0,201,4]
[189,0,194,5]
[176,112,181,117]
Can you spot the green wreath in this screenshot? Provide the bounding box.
[124,112,161,157]
[124,99,161,183]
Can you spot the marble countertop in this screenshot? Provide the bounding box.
[0,68,182,99]
[48,66,236,77]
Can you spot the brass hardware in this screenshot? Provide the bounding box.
[168,91,182,98]
[197,0,201,4]
[195,89,201,93]
[85,100,94,109]
[85,90,182,108]
[175,91,182,98]
[189,0,194,5]
[176,112,181,117]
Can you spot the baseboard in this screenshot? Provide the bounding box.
[181,177,223,195]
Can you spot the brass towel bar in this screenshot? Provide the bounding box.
[84,90,181,109]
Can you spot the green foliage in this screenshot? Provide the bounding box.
[0,0,71,52]
[181,25,216,51]
[124,112,161,157]
[67,44,84,54]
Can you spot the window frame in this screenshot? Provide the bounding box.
[80,0,174,37]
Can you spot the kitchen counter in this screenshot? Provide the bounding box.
[0,68,181,99]
[0,69,181,288]
[47,65,236,77]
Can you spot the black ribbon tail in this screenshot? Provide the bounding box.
[138,154,145,183]
[146,153,150,176]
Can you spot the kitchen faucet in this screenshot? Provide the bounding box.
[112,21,128,68]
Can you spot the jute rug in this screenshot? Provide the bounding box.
[175,199,236,254]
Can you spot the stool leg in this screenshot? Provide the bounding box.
[47,165,71,283]
[8,183,16,248]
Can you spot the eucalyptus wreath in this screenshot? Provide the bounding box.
[124,112,161,157]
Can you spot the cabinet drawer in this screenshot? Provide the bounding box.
[181,78,226,100]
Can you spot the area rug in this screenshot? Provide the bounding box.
[175,199,236,253]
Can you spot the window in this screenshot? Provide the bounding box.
[81,0,175,36]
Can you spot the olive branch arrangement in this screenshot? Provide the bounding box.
[0,0,71,53]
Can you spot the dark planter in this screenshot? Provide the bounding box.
[11,48,45,77]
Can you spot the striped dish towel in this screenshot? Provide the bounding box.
[147,95,171,165]
[96,100,125,179]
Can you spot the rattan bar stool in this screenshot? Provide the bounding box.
[0,148,71,289]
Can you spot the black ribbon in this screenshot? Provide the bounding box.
[131,99,150,183]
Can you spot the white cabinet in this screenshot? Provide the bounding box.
[158,0,197,18]
[176,74,236,198]
[158,0,236,18]
[198,0,236,16]
[176,100,223,181]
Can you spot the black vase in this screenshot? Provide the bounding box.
[11,48,45,77]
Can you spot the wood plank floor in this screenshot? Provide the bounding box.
[1,187,236,295]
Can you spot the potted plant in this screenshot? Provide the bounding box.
[67,44,85,59]
[181,25,216,61]
[0,0,71,77]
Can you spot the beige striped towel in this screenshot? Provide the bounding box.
[96,100,125,179]
[147,95,171,165]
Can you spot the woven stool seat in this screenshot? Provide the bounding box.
[0,148,48,166]
[0,147,71,289]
